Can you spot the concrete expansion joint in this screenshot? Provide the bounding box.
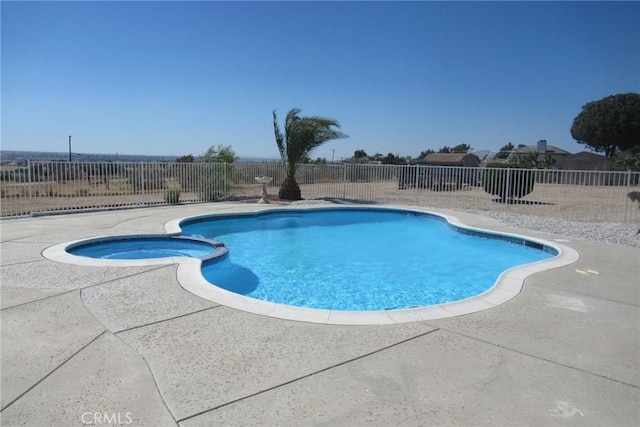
[112,305,222,335]
[108,332,179,425]
[176,327,442,424]
[80,264,172,292]
[0,330,108,412]
[0,258,46,268]
[437,327,640,390]
[0,287,79,312]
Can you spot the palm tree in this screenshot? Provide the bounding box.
[273,108,347,200]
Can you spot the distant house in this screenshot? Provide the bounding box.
[559,152,612,171]
[418,153,481,167]
[558,152,613,185]
[507,140,571,166]
[471,150,491,163]
[400,152,480,190]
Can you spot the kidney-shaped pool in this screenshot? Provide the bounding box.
[180,208,558,311]
[44,206,579,324]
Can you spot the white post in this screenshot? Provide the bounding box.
[624,169,631,223]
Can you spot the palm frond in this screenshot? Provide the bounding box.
[272,108,348,180]
[272,110,287,160]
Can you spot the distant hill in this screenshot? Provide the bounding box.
[0,150,178,163]
[0,150,279,164]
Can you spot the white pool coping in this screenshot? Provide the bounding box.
[42,205,580,325]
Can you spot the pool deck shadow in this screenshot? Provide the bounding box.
[1,203,638,426]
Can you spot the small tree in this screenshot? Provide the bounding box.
[500,142,515,152]
[353,149,368,159]
[202,144,238,163]
[495,142,514,159]
[418,149,435,159]
[451,143,472,153]
[176,154,194,163]
[198,144,238,202]
[613,151,640,171]
[570,92,640,158]
[382,153,403,165]
[273,108,347,200]
[164,188,181,204]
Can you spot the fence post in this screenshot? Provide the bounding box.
[139,162,145,205]
[503,168,511,207]
[414,165,420,206]
[27,160,33,216]
[624,169,631,223]
[342,163,347,199]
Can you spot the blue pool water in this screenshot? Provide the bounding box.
[68,237,219,260]
[181,209,556,311]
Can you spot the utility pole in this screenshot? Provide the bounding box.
[332,149,335,163]
[68,135,72,162]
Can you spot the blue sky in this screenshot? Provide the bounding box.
[2,1,639,161]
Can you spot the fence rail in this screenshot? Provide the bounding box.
[1,161,639,224]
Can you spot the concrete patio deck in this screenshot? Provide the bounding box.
[1,203,638,426]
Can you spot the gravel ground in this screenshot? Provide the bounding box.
[467,210,640,248]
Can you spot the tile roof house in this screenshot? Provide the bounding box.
[401,152,481,190]
[507,140,571,166]
[417,153,481,167]
[557,152,614,185]
[559,151,613,171]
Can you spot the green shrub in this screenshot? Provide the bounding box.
[198,164,232,202]
[482,163,535,201]
[164,188,181,204]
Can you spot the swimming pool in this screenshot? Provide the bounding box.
[179,208,557,311]
[43,205,579,325]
